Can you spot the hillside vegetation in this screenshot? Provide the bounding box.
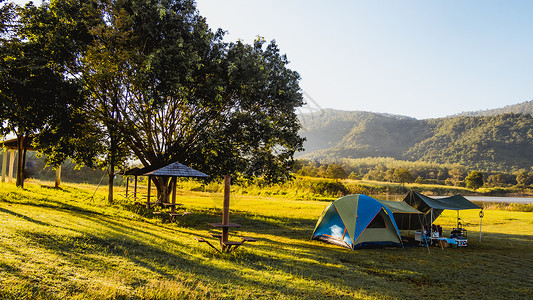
[455,99,533,117]
[298,110,533,172]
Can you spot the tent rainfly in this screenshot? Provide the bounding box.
[311,194,402,249]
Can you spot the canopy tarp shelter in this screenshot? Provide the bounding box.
[311,194,402,249]
[396,190,481,230]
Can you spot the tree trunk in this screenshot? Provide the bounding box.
[108,165,114,204]
[16,135,24,188]
[55,165,61,188]
[153,176,172,203]
[107,122,117,204]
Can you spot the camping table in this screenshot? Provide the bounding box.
[208,223,242,228]
[208,223,244,251]
[195,176,255,253]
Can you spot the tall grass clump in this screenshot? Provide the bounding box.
[480,202,533,212]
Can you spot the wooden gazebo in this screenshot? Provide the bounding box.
[124,162,208,218]
[1,137,39,184]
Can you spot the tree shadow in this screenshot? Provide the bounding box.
[0,207,50,227]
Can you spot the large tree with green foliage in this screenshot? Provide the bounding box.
[18,0,303,202]
[0,0,87,188]
[18,0,131,202]
[393,168,414,185]
[465,170,484,190]
[516,170,532,187]
[6,0,304,201]
[78,0,305,202]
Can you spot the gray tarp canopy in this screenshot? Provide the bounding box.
[405,191,480,211]
[395,190,481,230]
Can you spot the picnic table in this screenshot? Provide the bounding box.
[195,176,256,253]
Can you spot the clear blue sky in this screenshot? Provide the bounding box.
[196,0,533,119]
[13,0,533,119]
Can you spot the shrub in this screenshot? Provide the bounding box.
[310,181,349,197]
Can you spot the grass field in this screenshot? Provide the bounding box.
[0,180,531,299]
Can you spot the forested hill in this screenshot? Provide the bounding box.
[297,109,533,172]
[454,100,533,117]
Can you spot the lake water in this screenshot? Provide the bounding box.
[372,194,533,204]
[464,196,533,204]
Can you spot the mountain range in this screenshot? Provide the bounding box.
[297,100,533,172]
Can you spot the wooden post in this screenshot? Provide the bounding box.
[146,176,151,208]
[16,136,24,187]
[134,176,138,199]
[8,149,15,182]
[55,164,61,188]
[171,177,177,214]
[1,149,7,182]
[222,175,231,244]
[125,176,129,198]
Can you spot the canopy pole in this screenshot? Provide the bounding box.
[479,215,482,243]
[430,208,434,239]
[457,210,459,228]
[479,209,484,243]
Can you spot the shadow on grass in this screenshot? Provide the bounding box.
[0,207,50,227]
[3,192,532,299]
[0,196,100,217]
[15,227,354,298]
[3,199,405,298]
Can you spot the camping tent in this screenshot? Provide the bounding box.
[311,194,402,249]
[395,190,481,230]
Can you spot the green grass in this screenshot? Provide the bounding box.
[0,180,532,299]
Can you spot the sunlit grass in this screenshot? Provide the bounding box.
[0,180,531,299]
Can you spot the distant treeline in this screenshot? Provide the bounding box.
[294,157,533,189]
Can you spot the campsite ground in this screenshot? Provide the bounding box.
[0,180,531,299]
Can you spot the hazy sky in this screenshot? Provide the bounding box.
[11,0,533,119]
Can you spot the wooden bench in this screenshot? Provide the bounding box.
[169,212,190,217]
[204,234,256,252]
[194,236,221,252]
[152,211,191,220]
